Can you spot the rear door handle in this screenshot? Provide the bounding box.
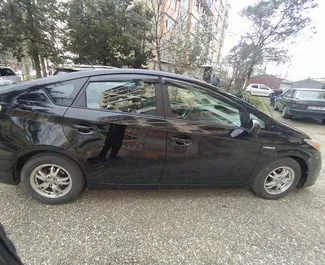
[170,137,192,146]
[72,125,95,134]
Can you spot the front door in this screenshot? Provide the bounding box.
[63,74,167,184]
[159,79,262,185]
[277,89,294,110]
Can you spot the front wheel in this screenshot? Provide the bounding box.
[21,153,85,204]
[251,158,301,199]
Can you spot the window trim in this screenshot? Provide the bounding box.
[161,78,246,128]
[73,74,164,117]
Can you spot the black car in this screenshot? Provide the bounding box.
[53,64,117,75]
[275,88,325,123]
[0,69,322,204]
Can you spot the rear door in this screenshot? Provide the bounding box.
[63,74,167,185]
[251,84,259,96]
[159,78,262,185]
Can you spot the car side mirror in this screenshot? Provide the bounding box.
[230,128,245,138]
[249,119,261,137]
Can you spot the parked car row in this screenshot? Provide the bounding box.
[0,69,321,204]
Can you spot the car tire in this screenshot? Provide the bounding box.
[21,153,85,204]
[281,106,292,119]
[247,91,251,96]
[321,119,325,125]
[251,157,301,199]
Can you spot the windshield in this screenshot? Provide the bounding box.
[295,90,325,100]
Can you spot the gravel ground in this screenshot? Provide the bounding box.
[1,102,325,265]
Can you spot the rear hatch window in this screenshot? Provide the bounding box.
[295,90,325,100]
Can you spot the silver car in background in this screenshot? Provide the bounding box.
[0,67,21,86]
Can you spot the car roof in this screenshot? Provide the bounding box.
[4,69,210,89]
[292,88,325,91]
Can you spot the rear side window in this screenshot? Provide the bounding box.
[0,68,15,76]
[85,80,157,115]
[43,78,87,106]
[251,85,258,89]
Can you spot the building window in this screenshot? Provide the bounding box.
[165,15,175,30]
[194,0,200,11]
[167,0,177,10]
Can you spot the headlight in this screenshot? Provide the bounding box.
[305,139,321,151]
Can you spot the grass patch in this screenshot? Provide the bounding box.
[245,96,268,114]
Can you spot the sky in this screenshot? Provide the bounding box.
[223,0,325,81]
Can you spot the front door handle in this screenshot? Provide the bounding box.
[170,137,192,146]
[72,124,95,134]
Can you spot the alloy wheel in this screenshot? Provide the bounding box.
[264,166,295,195]
[30,164,72,198]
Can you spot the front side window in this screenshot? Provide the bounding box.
[260,85,269,90]
[167,83,241,127]
[284,89,295,98]
[249,113,266,129]
[86,80,156,115]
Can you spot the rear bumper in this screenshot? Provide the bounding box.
[303,152,322,188]
[287,108,325,119]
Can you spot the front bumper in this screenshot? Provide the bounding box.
[303,152,322,188]
[287,108,325,119]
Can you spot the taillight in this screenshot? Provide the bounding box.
[292,103,308,109]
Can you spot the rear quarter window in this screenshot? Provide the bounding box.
[43,78,87,106]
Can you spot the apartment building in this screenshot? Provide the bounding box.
[143,0,230,77]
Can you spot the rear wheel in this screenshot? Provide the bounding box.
[21,153,85,204]
[247,91,252,96]
[251,158,301,199]
[321,119,325,125]
[281,106,292,119]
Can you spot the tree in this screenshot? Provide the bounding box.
[164,14,214,75]
[0,0,63,78]
[241,0,317,83]
[225,41,255,92]
[62,0,152,68]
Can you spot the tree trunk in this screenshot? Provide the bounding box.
[22,57,30,81]
[40,56,47,77]
[30,41,41,78]
[155,44,162,71]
